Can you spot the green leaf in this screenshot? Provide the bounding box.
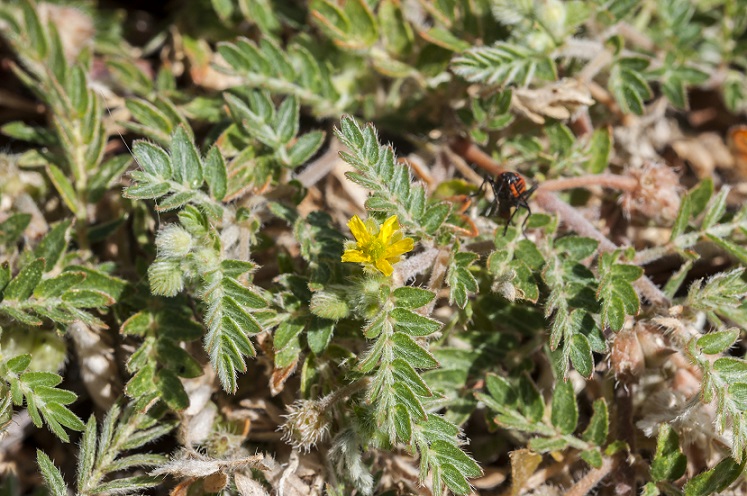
[90,476,161,494]
[580,449,603,468]
[0,213,31,245]
[211,0,235,21]
[430,440,482,478]
[126,99,173,138]
[609,59,652,115]
[123,181,171,200]
[713,358,747,383]
[529,436,570,452]
[155,368,190,410]
[155,339,203,378]
[21,1,48,58]
[652,424,687,482]
[546,123,575,156]
[34,272,86,298]
[393,404,412,443]
[550,380,578,435]
[705,235,747,265]
[670,193,692,241]
[554,236,598,259]
[701,187,729,231]
[452,42,556,87]
[6,354,32,374]
[582,399,609,446]
[286,131,325,167]
[274,318,305,351]
[46,164,79,215]
[379,0,413,55]
[447,250,479,308]
[585,127,612,173]
[392,358,432,397]
[392,382,426,420]
[439,462,470,495]
[307,317,334,354]
[684,456,744,496]
[5,258,45,300]
[0,262,9,294]
[77,417,96,491]
[133,141,172,179]
[126,362,156,398]
[62,289,114,308]
[698,329,740,355]
[689,178,713,217]
[155,191,197,212]
[421,203,450,234]
[486,374,516,406]
[36,450,66,496]
[392,287,435,309]
[391,333,438,369]
[518,375,544,423]
[170,126,203,188]
[274,97,299,145]
[569,334,594,378]
[1,121,55,145]
[64,266,126,300]
[391,308,441,336]
[203,146,228,201]
[728,383,747,410]
[664,259,693,299]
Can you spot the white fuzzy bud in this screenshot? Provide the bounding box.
[156,224,193,258]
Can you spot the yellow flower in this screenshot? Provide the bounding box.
[341,215,414,277]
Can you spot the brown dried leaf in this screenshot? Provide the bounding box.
[509,449,542,496]
[512,79,594,124]
[672,133,733,179]
[270,358,299,396]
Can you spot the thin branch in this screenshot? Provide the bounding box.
[539,174,638,193]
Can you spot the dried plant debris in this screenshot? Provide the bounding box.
[1,0,747,495]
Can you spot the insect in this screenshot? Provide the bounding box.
[482,172,537,235]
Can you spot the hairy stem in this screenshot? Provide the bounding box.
[540,174,638,193]
[566,454,621,496]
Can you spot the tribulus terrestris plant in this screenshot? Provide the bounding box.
[1,0,747,495]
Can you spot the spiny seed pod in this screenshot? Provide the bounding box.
[280,399,331,452]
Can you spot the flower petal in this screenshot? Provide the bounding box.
[378,215,399,244]
[342,249,370,263]
[347,215,371,245]
[384,238,414,259]
[374,258,394,277]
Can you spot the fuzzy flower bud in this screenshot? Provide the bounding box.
[280,399,331,452]
[156,224,194,258]
[148,259,185,296]
[309,291,350,321]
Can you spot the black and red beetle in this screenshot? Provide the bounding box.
[482,172,537,235]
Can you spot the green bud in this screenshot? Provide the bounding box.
[310,291,350,321]
[148,259,184,296]
[156,224,193,258]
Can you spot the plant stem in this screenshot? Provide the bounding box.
[539,174,638,193]
[566,454,621,496]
